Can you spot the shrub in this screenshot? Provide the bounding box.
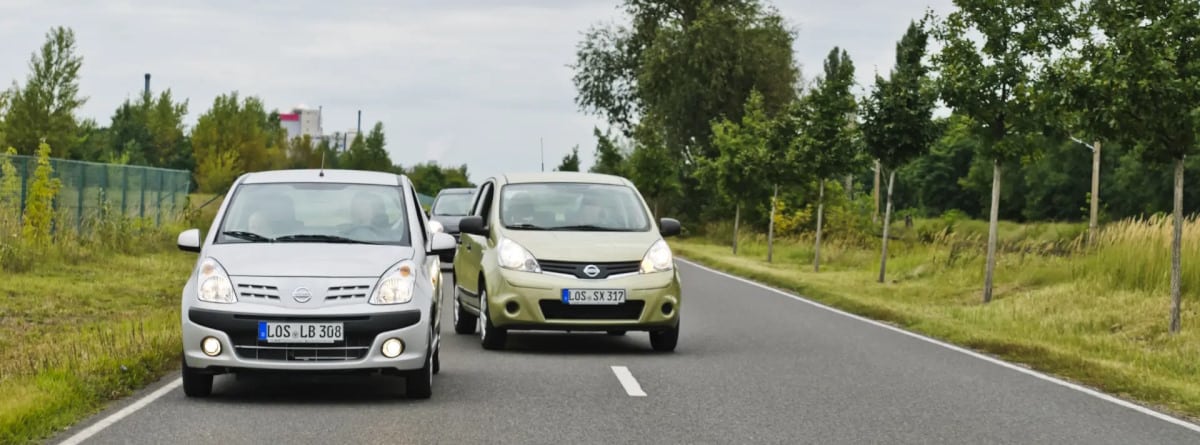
[21,142,61,246]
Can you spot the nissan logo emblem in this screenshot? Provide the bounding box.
[583,264,601,277]
[292,287,312,303]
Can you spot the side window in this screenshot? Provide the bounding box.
[472,182,494,218]
[409,186,428,247]
[478,184,495,224]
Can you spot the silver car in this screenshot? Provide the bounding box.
[175,169,455,399]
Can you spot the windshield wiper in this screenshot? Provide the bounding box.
[547,224,624,232]
[222,231,274,242]
[505,223,549,230]
[274,234,379,245]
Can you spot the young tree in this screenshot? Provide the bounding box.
[190,92,280,192]
[932,0,1073,302]
[108,90,189,167]
[556,146,581,172]
[345,122,394,172]
[701,90,771,255]
[4,27,86,158]
[862,21,938,283]
[1084,0,1200,333]
[796,47,861,272]
[590,127,628,176]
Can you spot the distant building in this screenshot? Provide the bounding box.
[278,105,323,141]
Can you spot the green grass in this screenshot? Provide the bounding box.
[672,218,1200,421]
[0,250,192,444]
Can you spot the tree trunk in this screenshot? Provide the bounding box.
[983,159,1002,303]
[768,184,778,263]
[732,202,740,255]
[1088,141,1101,247]
[1170,156,1184,334]
[814,179,825,273]
[873,159,881,224]
[878,169,896,283]
[845,174,854,200]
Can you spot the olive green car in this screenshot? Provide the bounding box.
[451,172,683,351]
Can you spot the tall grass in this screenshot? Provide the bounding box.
[1081,215,1200,294]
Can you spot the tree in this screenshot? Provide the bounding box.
[932,0,1073,302]
[22,142,61,245]
[627,119,681,218]
[108,90,190,168]
[405,162,475,196]
[190,92,281,192]
[288,135,317,169]
[700,90,772,255]
[343,122,393,172]
[3,27,86,158]
[556,146,581,172]
[862,21,938,283]
[796,47,861,272]
[1083,0,1200,333]
[590,127,628,176]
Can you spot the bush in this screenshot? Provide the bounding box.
[21,142,61,246]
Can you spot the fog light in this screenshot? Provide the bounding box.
[381,338,404,358]
[201,336,222,357]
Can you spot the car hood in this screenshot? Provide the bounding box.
[430,215,465,233]
[503,229,661,263]
[205,243,414,278]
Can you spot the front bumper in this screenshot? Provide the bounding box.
[183,307,430,373]
[485,268,681,331]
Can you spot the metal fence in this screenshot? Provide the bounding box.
[0,154,191,230]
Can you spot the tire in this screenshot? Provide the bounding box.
[607,330,627,336]
[453,290,477,335]
[479,288,507,350]
[405,343,434,399]
[432,345,441,375]
[181,355,213,398]
[649,323,679,352]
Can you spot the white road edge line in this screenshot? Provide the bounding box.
[57,377,183,445]
[677,258,1200,434]
[611,366,647,397]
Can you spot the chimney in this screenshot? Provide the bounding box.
[144,73,151,95]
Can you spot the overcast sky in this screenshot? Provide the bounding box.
[0,0,953,183]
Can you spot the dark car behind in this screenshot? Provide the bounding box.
[429,187,477,268]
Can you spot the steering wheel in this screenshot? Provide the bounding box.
[343,225,386,239]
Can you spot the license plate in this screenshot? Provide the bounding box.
[562,288,627,305]
[257,321,344,343]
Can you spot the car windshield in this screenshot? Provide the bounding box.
[432,192,475,216]
[500,183,650,231]
[217,182,410,245]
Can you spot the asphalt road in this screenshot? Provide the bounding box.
[52,260,1200,444]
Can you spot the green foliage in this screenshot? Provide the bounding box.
[573,0,799,161]
[698,90,772,203]
[404,162,474,196]
[107,90,191,170]
[190,92,283,192]
[342,122,393,172]
[555,145,581,172]
[796,47,863,181]
[21,142,61,246]
[589,127,628,176]
[862,21,938,171]
[0,147,18,216]
[627,119,681,216]
[2,27,86,158]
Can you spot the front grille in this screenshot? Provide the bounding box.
[538,300,645,320]
[237,283,280,300]
[537,260,641,279]
[189,309,421,363]
[326,284,370,301]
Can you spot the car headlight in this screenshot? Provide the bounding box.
[640,240,674,274]
[497,238,541,273]
[370,261,418,305]
[197,258,237,303]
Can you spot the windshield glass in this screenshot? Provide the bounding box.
[217,182,410,245]
[432,192,475,216]
[500,183,650,231]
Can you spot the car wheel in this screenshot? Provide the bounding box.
[649,322,679,353]
[405,340,434,399]
[479,288,507,350]
[453,288,477,335]
[181,355,213,398]
[432,344,441,375]
[607,330,627,336]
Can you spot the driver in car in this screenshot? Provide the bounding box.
[350,192,391,232]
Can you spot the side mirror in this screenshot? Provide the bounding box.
[458,216,487,236]
[177,228,201,253]
[429,232,457,255]
[428,219,445,235]
[659,218,681,237]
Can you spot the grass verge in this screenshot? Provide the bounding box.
[672,235,1200,422]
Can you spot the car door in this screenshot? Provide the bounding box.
[456,181,493,309]
[407,184,440,326]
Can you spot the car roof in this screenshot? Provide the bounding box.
[436,187,476,195]
[239,169,403,186]
[500,171,628,186]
